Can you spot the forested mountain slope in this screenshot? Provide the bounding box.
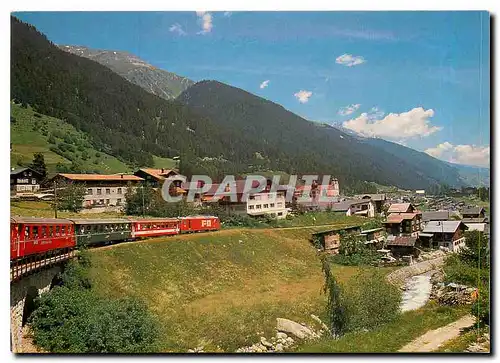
[11,17,249,168]
[178,80,465,189]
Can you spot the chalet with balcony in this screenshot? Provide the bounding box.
[10,167,44,194]
[419,220,468,252]
[382,212,422,237]
[134,168,181,188]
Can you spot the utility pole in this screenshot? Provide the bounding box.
[142,185,145,217]
[53,180,58,219]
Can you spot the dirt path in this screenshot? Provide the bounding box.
[398,315,476,352]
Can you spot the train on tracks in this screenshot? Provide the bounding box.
[10,216,221,264]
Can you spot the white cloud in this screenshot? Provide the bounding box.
[369,106,385,120]
[335,54,366,67]
[259,80,270,89]
[169,23,186,36]
[425,143,490,167]
[223,11,232,17]
[196,11,213,34]
[294,90,313,104]
[342,107,441,139]
[338,103,361,116]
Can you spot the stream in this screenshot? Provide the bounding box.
[400,270,433,312]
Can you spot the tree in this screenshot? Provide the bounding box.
[478,187,489,202]
[342,271,401,331]
[54,181,87,213]
[459,231,489,270]
[30,152,47,180]
[321,258,348,337]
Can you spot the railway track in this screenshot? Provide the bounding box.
[10,250,77,282]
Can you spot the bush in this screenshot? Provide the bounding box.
[29,256,159,353]
[471,280,490,325]
[30,287,159,353]
[443,254,489,286]
[341,270,401,332]
[330,232,381,266]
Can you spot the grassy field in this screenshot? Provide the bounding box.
[88,226,392,352]
[10,201,123,219]
[297,302,470,353]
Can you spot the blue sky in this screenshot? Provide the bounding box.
[14,11,490,167]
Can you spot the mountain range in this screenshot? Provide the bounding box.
[11,16,488,190]
[59,45,193,100]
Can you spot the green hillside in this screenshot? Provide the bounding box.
[89,227,372,352]
[10,102,178,175]
[10,102,131,174]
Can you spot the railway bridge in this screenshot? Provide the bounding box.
[10,254,75,353]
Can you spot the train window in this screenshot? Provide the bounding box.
[61,226,66,235]
[33,226,39,238]
[25,226,29,238]
[55,226,60,236]
[86,225,91,233]
[49,226,54,236]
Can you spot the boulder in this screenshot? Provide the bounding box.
[276,332,288,340]
[276,318,315,339]
[275,343,284,352]
[260,337,273,348]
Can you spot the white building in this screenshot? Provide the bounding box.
[50,173,144,209]
[247,192,289,219]
[331,199,376,218]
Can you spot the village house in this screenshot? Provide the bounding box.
[382,212,422,237]
[419,220,468,252]
[422,211,453,223]
[387,203,416,214]
[461,207,487,222]
[355,194,387,214]
[385,235,419,257]
[10,167,44,194]
[134,168,182,188]
[201,179,290,219]
[330,199,376,217]
[311,225,362,253]
[50,173,144,209]
[247,191,289,219]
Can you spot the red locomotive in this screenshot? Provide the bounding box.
[179,216,221,233]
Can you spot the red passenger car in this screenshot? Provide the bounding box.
[129,218,180,239]
[179,216,220,233]
[10,217,76,261]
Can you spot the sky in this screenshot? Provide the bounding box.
[14,11,491,167]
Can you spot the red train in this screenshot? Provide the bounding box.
[10,216,221,262]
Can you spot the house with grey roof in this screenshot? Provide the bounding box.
[330,199,376,217]
[355,193,387,214]
[422,211,452,223]
[420,220,468,252]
